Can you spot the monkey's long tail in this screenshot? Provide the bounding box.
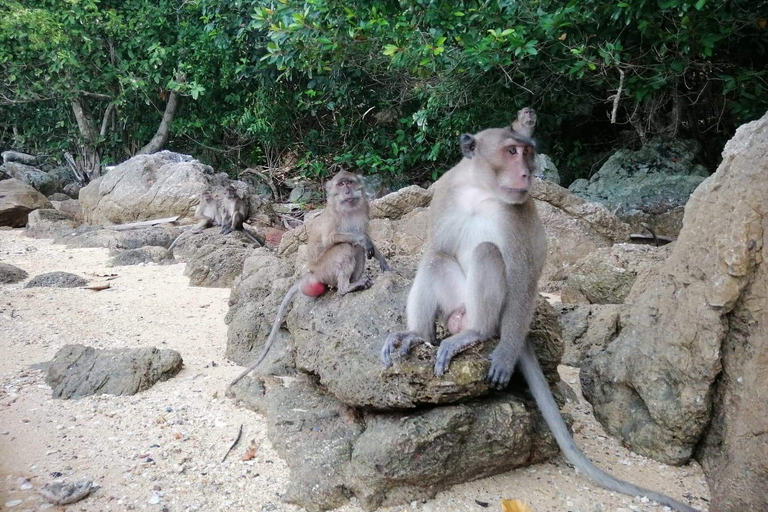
[227,282,300,391]
[519,343,701,512]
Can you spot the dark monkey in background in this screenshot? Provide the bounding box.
[380,126,700,512]
[229,170,390,389]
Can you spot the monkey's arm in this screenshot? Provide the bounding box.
[327,232,374,258]
[487,264,539,388]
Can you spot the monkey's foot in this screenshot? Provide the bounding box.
[434,333,481,377]
[339,277,372,296]
[487,346,516,389]
[381,332,424,367]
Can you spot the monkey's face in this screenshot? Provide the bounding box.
[327,172,365,210]
[461,129,535,204]
[519,108,536,126]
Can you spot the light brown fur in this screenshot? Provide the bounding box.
[512,107,537,138]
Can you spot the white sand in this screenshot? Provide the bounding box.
[0,230,709,512]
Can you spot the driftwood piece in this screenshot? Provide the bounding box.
[108,216,179,231]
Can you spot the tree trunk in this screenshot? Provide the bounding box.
[69,97,105,182]
[136,91,180,155]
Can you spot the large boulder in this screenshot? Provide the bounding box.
[560,243,672,305]
[569,139,708,236]
[369,185,432,220]
[78,151,273,226]
[45,344,183,399]
[0,178,53,227]
[25,209,79,239]
[579,107,768,512]
[2,150,38,166]
[25,271,87,288]
[50,198,82,222]
[0,162,57,196]
[0,262,28,284]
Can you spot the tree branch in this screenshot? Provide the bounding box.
[70,98,98,143]
[136,90,180,155]
[100,104,115,138]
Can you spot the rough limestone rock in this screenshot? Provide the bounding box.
[0,262,28,284]
[2,150,38,166]
[580,112,768,482]
[25,209,79,239]
[45,344,183,399]
[54,225,182,250]
[25,271,87,288]
[48,193,71,201]
[369,185,432,220]
[50,198,82,222]
[535,154,561,185]
[531,180,631,287]
[229,372,560,512]
[184,244,252,288]
[170,228,260,260]
[78,150,272,226]
[107,246,174,267]
[568,138,708,236]
[555,304,623,366]
[0,178,53,227]
[560,243,672,305]
[0,162,56,196]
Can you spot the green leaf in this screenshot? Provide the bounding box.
[382,44,399,56]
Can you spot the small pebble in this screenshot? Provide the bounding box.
[4,500,23,507]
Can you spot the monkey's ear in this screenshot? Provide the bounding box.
[460,134,476,159]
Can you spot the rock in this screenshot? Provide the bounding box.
[171,227,260,260]
[63,182,82,198]
[50,199,82,222]
[369,185,432,220]
[54,225,182,250]
[264,227,286,248]
[287,180,322,203]
[2,150,37,166]
[78,150,273,226]
[531,181,631,288]
[45,344,183,398]
[692,114,768,512]
[555,304,622,366]
[107,246,174,266]
[25,209,79,239]
[0,178,53,227]
[580,112,768,477]
[229,373,560,512]
[25,271,87,288]
[568,138,708,236]
[560,244,671,305]
[184,244,252,288]
[535,154,561,185]
[39,479,94,505]
[0,162,57,195]
[48,193,71,201]
[362,174,391,200]
[0,262,28,284]
[46,165,77,194]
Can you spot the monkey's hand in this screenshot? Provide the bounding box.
[381,332,424,367]
[434,332,481,377]
[359,235,375,259]
[487,343,519,389]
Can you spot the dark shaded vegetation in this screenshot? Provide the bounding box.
[2,0,766,187]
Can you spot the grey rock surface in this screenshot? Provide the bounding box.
[24,271,87,288]
[580,111,768,481]
[45,344,183,399]
[2,150,38,166]
[184,244,252,288]
[25,209,79,239]
[0,178,53,227]
[107,246,174,267]
[0,162,56,196]
[369,185,432,220]
[560,243,671,305]
[54,226,182,251]
[555,304,622,366]
[0,262,28,284]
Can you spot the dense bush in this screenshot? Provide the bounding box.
[2,0,766,185]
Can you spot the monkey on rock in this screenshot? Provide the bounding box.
[380,126,701,512]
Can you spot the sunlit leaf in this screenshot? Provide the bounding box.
[501,499,534,512]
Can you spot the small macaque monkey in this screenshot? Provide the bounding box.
[219,185,247,235]
[380,127,700,512]
[168,190,223,251]
[228,170,391,389]
[511,106,537,138]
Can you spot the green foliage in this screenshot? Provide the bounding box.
[2,0,766,182]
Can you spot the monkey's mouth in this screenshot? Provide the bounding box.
[501,187,529,194]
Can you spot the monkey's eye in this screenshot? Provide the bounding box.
[508,147,518,155]
[523,147,530,156]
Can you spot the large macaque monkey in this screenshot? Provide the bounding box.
[380,127,700,512]
[512,107,537,138]
[228,170,391,389]
[219,186,247,235]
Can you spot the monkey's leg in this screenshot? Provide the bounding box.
[336,248,371,295]
[381,251,462,366]
[434,242,506,377]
